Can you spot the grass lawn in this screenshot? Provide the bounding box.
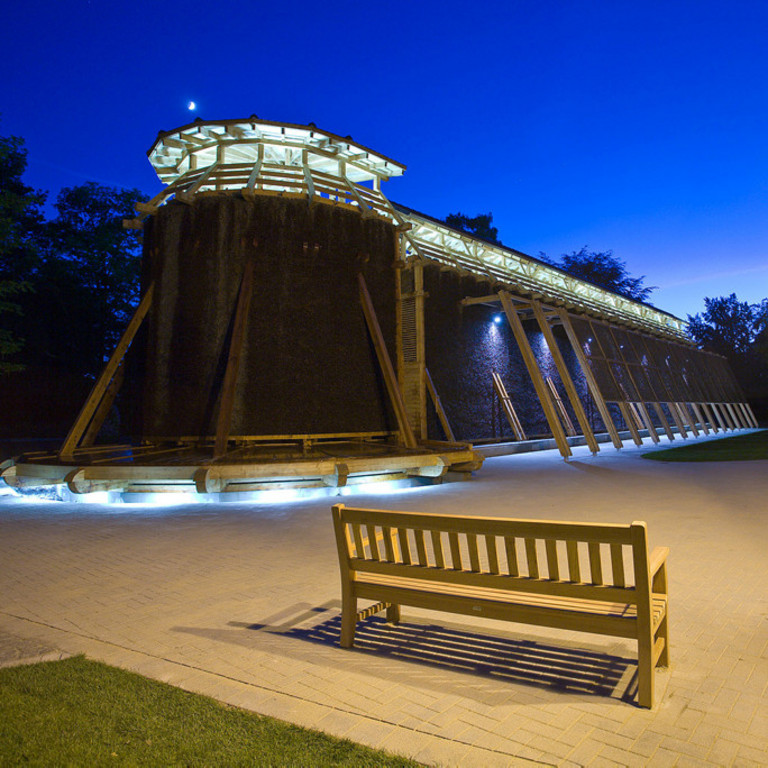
[642,428,768,462]
[0,656,421,767]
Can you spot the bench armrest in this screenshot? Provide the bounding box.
[650,546,669,594]
[649,546,669,577]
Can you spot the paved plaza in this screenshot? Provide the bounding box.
[1,435,766,766]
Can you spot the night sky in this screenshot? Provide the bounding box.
[4,0,767,320]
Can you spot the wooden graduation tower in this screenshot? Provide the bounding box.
[3,116,756,495]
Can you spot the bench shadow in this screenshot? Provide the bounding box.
[277,613,638,703]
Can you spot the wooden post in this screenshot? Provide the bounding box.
[81,361,126,448]
[547,377,577,437]
[359,274,418,449]
[531,300,598,453]
[426,368,456,442]
[690,402,710,435]
[499,292,571,459]
[701,402,719,433]
[606,327,660,444]
[59,283,155,462]
[557,309,623,450]
[492,371,527,441]
[214,259,257,458]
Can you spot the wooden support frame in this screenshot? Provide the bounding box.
[499,292,571,459]
[359,273,418,449]
[605,326,660,444]
[59,283,155,462]
[556,309,623,450]
[214,258,257,458]
[546,377,577,437]
[426,368,456,442]
[492,371,527,441]
[530,300,598,453]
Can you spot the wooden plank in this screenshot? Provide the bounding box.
[467,533,481,573]
[499,292,572,458]
[531,300,599,452]
[431,530,445,568]
[426,368,456,442]
[215,258,257,458]
[339,506,636,543]
[610,543,626,588]
[414,528,428,566]
[566,540,581,583]
[667,402,689,438]
[485,535,499,574]
[358,273,418,449]
[352,523,365,559]
[448,532,462,570]
[617,402,643,446]
[545,539,560,580]
[651,401,675,441]
[366,523,380,560]
[701,402,719,433]
[81,360,125,448]
[589,542,603,585]
[557,309,623,450]
[691,402,710,435]
[525,538,539,579]
[59,283,155,462]
[491,371,526,441]
[505,537,519,576]
[397,528,412,565]
[546,377,577,437]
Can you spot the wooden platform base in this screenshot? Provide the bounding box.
[1,438,482,496]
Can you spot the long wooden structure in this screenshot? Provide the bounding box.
[4,116,756,497]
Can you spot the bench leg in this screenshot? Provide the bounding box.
[637,634,654,709]
[657,613,670,667]
[385,603,401,624]
[340,593,357,648]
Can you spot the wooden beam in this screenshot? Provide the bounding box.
[214,258,257,458]
[491,371,526,441]
[556,309,623,450]
[690,402,710,435]
[59,283,155,463]
[531,300,598,453]
[426,368,456,442]
[80,361,126,448]
[499,292,571,459]
[359,273,418,449]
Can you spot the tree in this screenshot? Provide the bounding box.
[687,294,760,358]
[34,182,148,376]
[543,247,656,303]
[445,212,501,245]
[0,130,46,372]
[688,294,768,403]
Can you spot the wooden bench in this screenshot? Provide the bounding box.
[331,504,669,708]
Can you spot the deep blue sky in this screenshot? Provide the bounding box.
[3,0,767,320]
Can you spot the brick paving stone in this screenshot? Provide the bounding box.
[2,438,768,767]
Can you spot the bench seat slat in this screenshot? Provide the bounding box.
[349,557,636,603]
[353,580,666,640]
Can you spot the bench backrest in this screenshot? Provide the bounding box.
[332,504,652,606]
